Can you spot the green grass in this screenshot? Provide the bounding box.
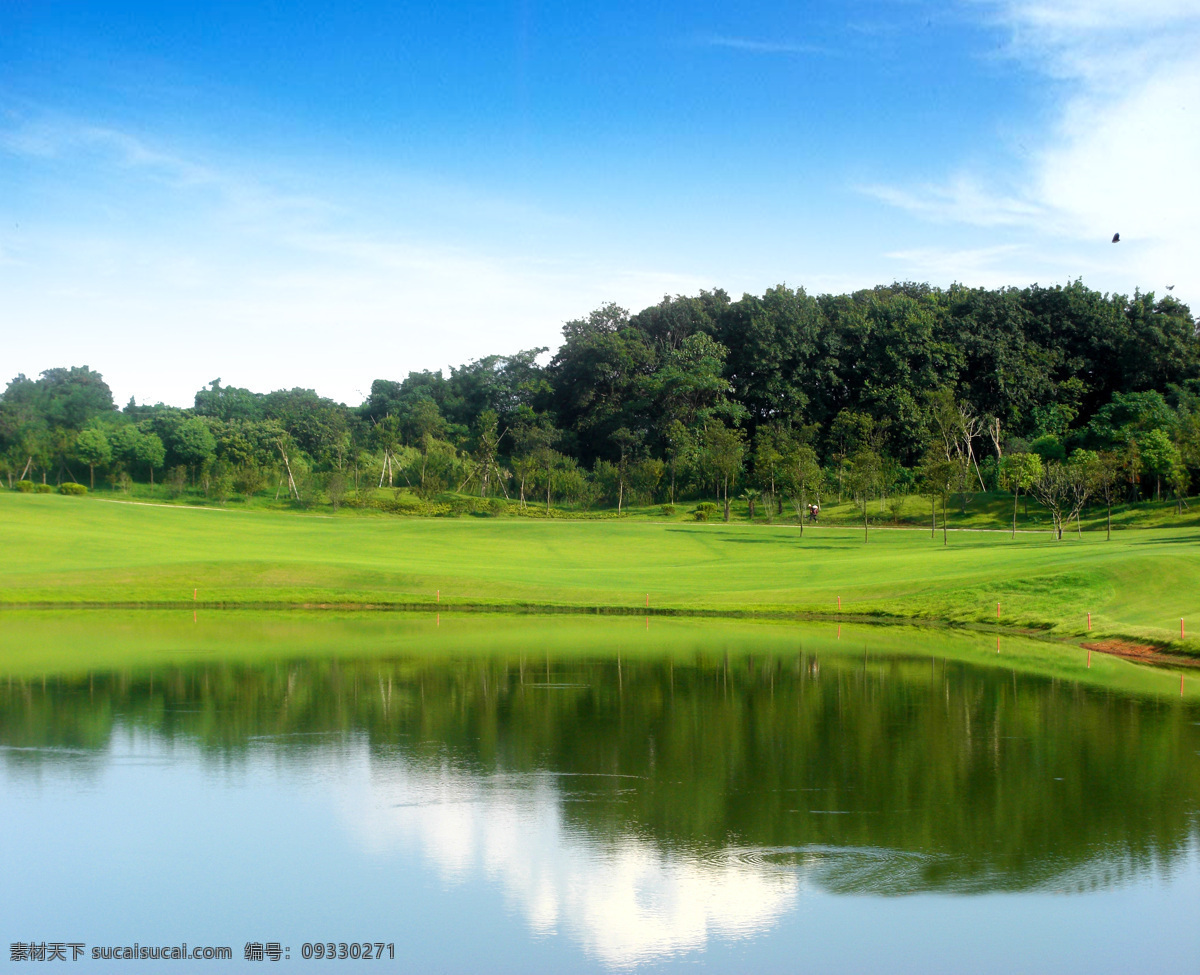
[2,490,1199,654]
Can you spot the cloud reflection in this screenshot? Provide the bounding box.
[341,759,799,968]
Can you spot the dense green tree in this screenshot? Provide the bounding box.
[1139,428,1180,501]
[844,449,883,541]
[194,379,263,422]
[74,426,111,489]
[701,421,745,521]
[172,418,217,484]
[998,452,1044,539]
[780,441,822,535]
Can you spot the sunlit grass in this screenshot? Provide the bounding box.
[2,491,1198,652]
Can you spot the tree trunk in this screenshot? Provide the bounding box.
[723,477,730,521]
[863,502,869,542]
[941,495,947,546]
[89,464,95,490]
[618,476,624,515]
[1012,489,1018,539]
[1106,502,1111,540]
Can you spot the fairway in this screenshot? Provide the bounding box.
[3,492,1199,651]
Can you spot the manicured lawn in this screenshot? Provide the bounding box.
[2,491,1198,651]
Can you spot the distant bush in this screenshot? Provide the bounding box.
[166,466,187,498]
[59,482,87,496]
[660,504,676,517]
[488,498,507,516]
[692,502,719,521]
[35,483,53,494]
[15,480,35,493]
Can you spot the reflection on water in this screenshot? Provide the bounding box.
[348,761,799,966]
[3,635,1199,969]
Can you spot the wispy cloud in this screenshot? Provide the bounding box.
[861,176,1042,228]
[690,34,830,55]
[2,116,215,186]
[885,244,1032,286]
[0,114,709,406]
[866,0,1200,301]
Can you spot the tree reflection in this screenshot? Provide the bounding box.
[3,653,1197,894]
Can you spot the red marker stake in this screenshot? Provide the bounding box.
[646,593,649,609]
[997,602,1000,618]
[193,588,197,601]
[437,590,440,604]
[837,596,842,612]
[1182,618,1186,640]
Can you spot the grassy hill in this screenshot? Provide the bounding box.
[3,491,1198,655]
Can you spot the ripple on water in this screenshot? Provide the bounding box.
[687,844,955,895]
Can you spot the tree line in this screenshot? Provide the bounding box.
[2,278,1198,528]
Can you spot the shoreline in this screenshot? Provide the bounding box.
[5,599,1198,667]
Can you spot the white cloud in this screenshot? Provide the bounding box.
[869,0,1200,303]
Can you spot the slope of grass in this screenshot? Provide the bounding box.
[2,491,1198,653]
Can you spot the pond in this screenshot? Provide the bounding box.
[2,612,1198,972]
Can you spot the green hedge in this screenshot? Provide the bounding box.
[59,482,88,496]
[14,480,35,493]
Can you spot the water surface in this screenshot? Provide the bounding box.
[3,613,1198,971]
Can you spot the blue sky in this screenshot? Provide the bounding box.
[2,0,1197,407]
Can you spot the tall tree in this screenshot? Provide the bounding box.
[999,452,1043,539]
[702,421,745,521]
[74,426,111,489]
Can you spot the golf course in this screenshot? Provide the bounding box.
[4,491,1197,655]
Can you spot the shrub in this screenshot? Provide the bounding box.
[488,498,507,516]
[692,501,719,522]
[660,504,676,517]
[59,482,87,496]
[166,466,187,498]
[15,480,35,493]
[35,483,53,494]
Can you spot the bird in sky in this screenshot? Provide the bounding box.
[1166,284,1175,290]
[1111,233,1120,243]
